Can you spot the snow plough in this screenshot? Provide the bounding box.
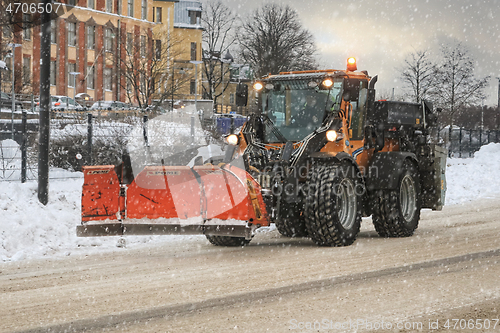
[77,58,446,246]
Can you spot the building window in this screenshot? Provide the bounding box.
[67,0,76,5]
[104,68,112,91]
[155,7,162,23]
[127,0,133,17]
[190,80,196,95]
[50,61,56,86]
[230,93,235,104]
[23,57,31,84]
[141,0,147,20]
[104,28,113,52]
[105,0,112,12]
[67,22,76,47]
[87,25,95,50]
[155,40,161,60]
[23,14,31,40]
[189,10,201,25]
[68,63,76,87]
[88,0,94,9]
[50,20,57,44]
[140,35,146,57]
[127,33,132,54]
[190,42,197,61]
[87,65,94,89]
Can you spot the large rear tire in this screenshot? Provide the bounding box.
[205,235,251,247]
[304,161,363,246]
[275,201,307,238]
[371,159,421,237]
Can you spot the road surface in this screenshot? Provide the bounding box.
[2,198,500,332]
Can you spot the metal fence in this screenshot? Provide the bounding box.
[0,110,213,182]
[440,127,500,158]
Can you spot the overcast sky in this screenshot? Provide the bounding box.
[212,0,500,107]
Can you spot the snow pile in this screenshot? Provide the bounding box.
[445,142,500,205]
[0,177,206,262]
[0,139,21,181]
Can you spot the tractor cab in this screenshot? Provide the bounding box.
[242,58,372,146]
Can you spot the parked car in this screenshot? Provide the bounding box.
[90,101,132,110]
[49,95,84,111]
[0,92,23,111]
[144,104,168,113]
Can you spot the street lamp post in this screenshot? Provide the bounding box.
[189,60,203,113]
[171,62,185,112]
[8,43,22,140]
[221,51,233,114]
[69,72,80,108]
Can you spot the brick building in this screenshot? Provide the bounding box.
[0,0,203,106]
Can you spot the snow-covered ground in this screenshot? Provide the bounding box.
[1,142,499,262]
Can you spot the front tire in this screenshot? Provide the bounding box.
[304,161,363,246]
[371,159,421,237]
[275,201,307,238]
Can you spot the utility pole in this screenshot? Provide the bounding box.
[497,77,500,110]
[8,43,21,140]
[38,0,51,205]
[497,77,500,130]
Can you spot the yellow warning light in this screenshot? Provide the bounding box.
[347,57,357,71]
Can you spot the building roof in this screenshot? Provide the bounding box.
[174,0,202,26]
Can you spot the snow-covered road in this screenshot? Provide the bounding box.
[1,198,500,332]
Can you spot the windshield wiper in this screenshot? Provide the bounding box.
[262,114,287,143]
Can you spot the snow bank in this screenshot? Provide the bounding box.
[0,177,206,262]
[1,142,499,262]
[445,142,500,205]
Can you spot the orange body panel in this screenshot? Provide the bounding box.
[126,166,202,220]
[81,164,269,226]
[81,166,121,221]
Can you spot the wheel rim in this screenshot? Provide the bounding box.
[337,178,357,230]
[400,174,416,222]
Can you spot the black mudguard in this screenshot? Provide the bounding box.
[365,152,417,191]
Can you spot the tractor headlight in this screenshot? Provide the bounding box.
[226,134,239,145]
[322,78,333,88]
[253,82,263,91]
[326,130,338,142]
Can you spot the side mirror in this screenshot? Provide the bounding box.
[236,83,248,107]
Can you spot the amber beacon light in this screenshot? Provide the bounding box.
[347,57,357,71]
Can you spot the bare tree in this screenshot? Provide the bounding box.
[238,4,317,78]
[433,42,490,138]
[114,28,188,109]
[400,49,438,103]
[201,1,237,106]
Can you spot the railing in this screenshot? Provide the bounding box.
[439,127,500,158]
[0,109,212,182]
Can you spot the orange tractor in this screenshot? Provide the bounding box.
[77,58,446,246]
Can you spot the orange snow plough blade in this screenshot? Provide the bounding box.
[77,164,269,239]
